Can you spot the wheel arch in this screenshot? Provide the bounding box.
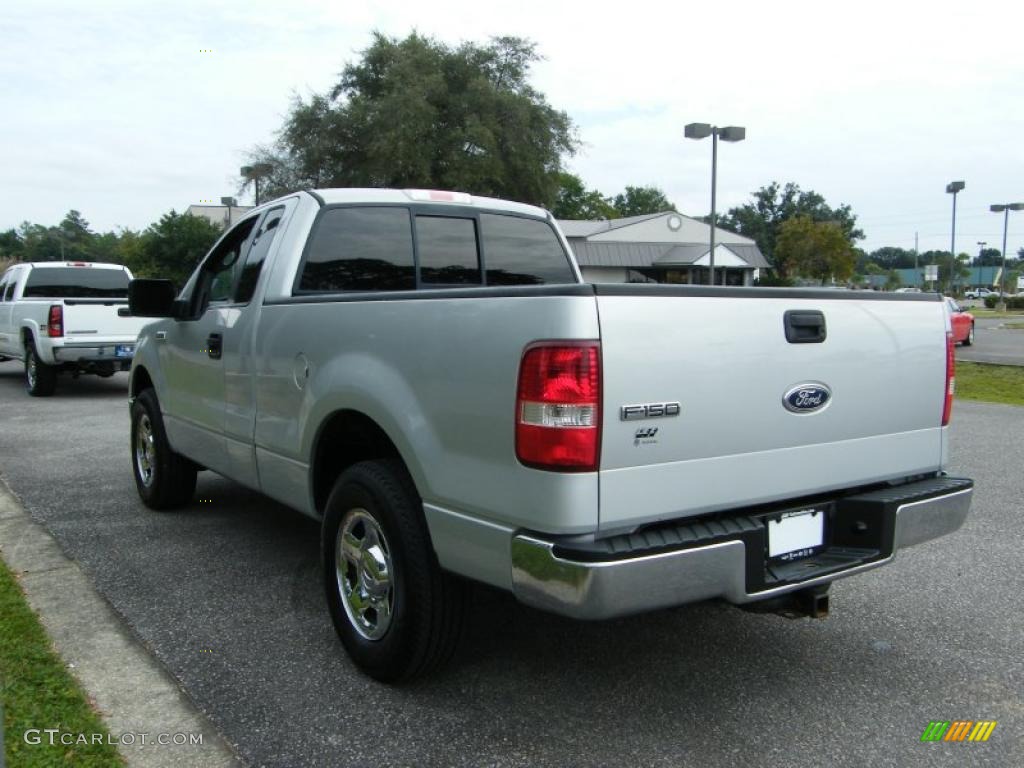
[309,409,419,517]
[130,365,155,398]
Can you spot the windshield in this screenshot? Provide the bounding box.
[23,267,130,299]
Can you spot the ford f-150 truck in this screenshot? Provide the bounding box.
[0,261,150,395]
[126,188,973,682]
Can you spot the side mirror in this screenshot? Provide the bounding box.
[129,279,177,317]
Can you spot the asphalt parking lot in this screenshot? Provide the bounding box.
[0,361,1021,767]
[957,317,1024,366]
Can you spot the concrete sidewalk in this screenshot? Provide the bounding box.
[0,480,241,768]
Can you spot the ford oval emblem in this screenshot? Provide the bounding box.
[783,383,832,414]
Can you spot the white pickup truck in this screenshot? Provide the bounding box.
[126,189,973,682]
[0,261,151,395]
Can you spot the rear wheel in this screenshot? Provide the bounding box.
[322,460,466,682]
[130,389,197,509]
[963,323,974,346]
[24,339,56,397]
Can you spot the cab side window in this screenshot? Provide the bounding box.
[235,208,284,304]
[3,271,17,301]
[190,217,258,316]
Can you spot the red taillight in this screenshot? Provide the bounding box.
[516,343,601,472]
[48,305,63,338]
[942,330,955,426]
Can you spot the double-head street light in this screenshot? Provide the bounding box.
[240,163,274,206]
[685,123,746,286]
[990,202,1024,309]
[946,181,965,293]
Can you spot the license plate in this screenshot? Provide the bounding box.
[115,344,134,358]
[767,508,824,561]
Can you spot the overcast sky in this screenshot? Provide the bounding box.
[2,0,1022,255]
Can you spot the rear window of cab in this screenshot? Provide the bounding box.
[23,267,130,298]
[296,207,575,293]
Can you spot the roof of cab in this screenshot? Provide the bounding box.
[309,188,549,219]
[25,262,128,270]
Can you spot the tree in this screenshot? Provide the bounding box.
[18,222,64,262]
[136,211,223,287]
[868,246,917,270]
[973,247,1002,267]
[718,182,863,283]
[885,269,902,291]
[245,33,578,207]
[0,228,24,261]
[552,173,617,219]
[57,210,96,261]
[611,186,674,217]
[773,216,856,285]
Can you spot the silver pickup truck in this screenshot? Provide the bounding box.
[127,188,973,682]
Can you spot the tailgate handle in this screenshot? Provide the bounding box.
[784,310,827,344]
[206,333,223,360]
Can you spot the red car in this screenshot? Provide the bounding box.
[946,297,975,346]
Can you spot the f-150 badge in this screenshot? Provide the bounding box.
[620,402,681,421]
[782,383,832,413]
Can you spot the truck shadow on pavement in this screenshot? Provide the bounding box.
[0,362,129,400]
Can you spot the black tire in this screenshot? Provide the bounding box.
[130,389,197,510]
[963,323,974,346]
[322,460,466,682]
[24,338,57,397]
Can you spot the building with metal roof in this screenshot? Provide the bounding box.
[557,211,769,285]
[185,203,254,229]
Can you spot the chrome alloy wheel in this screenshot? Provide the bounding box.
[135,414,156,487]
[26,352,37,389]
[336,508,394,641]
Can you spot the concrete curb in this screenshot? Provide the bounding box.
[0,479,242,768]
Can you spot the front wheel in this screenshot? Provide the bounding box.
[24,340,57,396]
[130,389,197,509]
[322,460,467,682]
[963,323,974,346]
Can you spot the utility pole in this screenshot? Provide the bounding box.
[946,181,965,294]
[914,231,919,283]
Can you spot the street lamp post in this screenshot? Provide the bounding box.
[240,163,274,206]
[990,202,1024,310]
[685,123,746,286]
[220,196,237,229]
[946,181,965,294]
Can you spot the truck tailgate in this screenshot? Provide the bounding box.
[596,287,949,533]
[61,300,150,344]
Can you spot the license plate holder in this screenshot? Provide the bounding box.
[115,344,134,358]
[766,507,826,562]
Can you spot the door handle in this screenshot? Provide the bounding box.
[784,310,827,344]
[206,333,223,359]
[155,331,167,341]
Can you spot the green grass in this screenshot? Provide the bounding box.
[1003,322,1024,330]
[967,308,1024,318]
[956,362,1024,407]
[0,560,123,767]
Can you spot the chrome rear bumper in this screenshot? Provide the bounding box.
[53,345,134,364]
[511,480,972,620]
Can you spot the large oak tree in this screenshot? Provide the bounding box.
[245,33,578,208]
